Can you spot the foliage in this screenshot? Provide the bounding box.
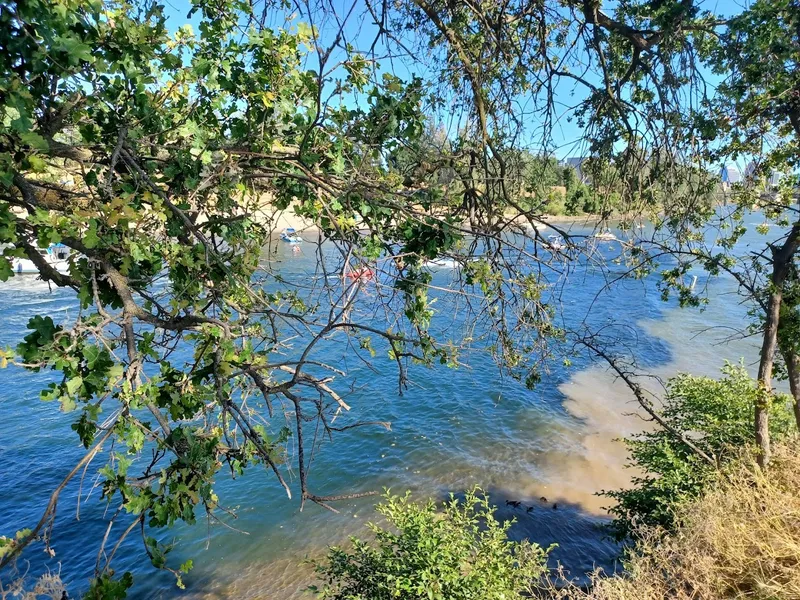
[0,0,571,593]
[0,0,470,592]
[561,166,577,194]
[606,363,795,539]
[552,444,800,600]
[0,530,33,562]
[564,184,589,216]
[83,572,134,600]
[563,183,619,216]
[310,488,551,600]
[649,0,800,463]
[395,0,799,477]
[541,188,567,216]
[521,154,562,190]
[510,153,623,216]
[706,0,800,166]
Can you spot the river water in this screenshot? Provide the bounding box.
[0,219,766,598]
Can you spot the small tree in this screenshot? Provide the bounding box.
[606,363,795,540]
[561,165,577,193]
[311,488,551,600]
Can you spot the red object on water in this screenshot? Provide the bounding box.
[346,267,373,280]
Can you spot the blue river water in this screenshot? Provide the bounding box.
[0,219,766,598]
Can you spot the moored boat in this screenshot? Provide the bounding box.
[546,234,565,250]
[280,228,302,243]
[9,244,71,275]
[345,266,374,280]
[592,230,617,241]
[424,258,459,269]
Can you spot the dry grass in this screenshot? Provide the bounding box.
[0,569,66,600]
[547,443,800,600]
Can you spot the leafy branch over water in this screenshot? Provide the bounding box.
[1,0,800,596]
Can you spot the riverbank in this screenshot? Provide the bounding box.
[263,205,609,240]
[543,214,603,224]
[557,443,800,600]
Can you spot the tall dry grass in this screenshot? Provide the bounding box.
[548,443,800,600]
[0,570,65,600]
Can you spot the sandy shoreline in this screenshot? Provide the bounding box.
[263,206,607,240]
[542,214,603,224]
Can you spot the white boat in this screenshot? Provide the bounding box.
[546,235,565,250]
[279,228,302,243]
[423,256,479,269]
[424,258,460,269]
[9,244,71,275]
[592,230,617,241]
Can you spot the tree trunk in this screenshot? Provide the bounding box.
[757,225,800,467]
[756,287,782,467]
[783,350,800,431]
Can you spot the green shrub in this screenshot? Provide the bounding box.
[310,488,551,600]
[565,184,589,215]
[606,362,795,540]
[581,190,602,215]
[543,188,566,216]
[560,165,578,193]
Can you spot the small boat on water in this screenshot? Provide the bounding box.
[423,256,480,269]
[424,258,460,269]
[10,244,71,275]
[280,228,302,243]
[345,266,374,280]
[545,234,565,250]
[592,230,617,241]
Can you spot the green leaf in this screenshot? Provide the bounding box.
[83,345,101,368]
[0,258,13,282]
[26,155,48,172]
[66,376,83,395]
[55,34,94,63]
[19,131,49,152]
[331,152,345,175]
[84,220,100,249]
[60,395,77,412]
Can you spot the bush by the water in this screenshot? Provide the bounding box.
[310,488,551,600]
[605,362,795,539]
[564,443,800,600]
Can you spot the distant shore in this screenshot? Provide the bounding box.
[263,206,613,240]
[542,214,603,224]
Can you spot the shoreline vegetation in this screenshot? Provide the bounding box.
[10,442,799,600]
[551,442,800,599]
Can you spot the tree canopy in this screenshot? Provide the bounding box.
[1,0,799,596]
